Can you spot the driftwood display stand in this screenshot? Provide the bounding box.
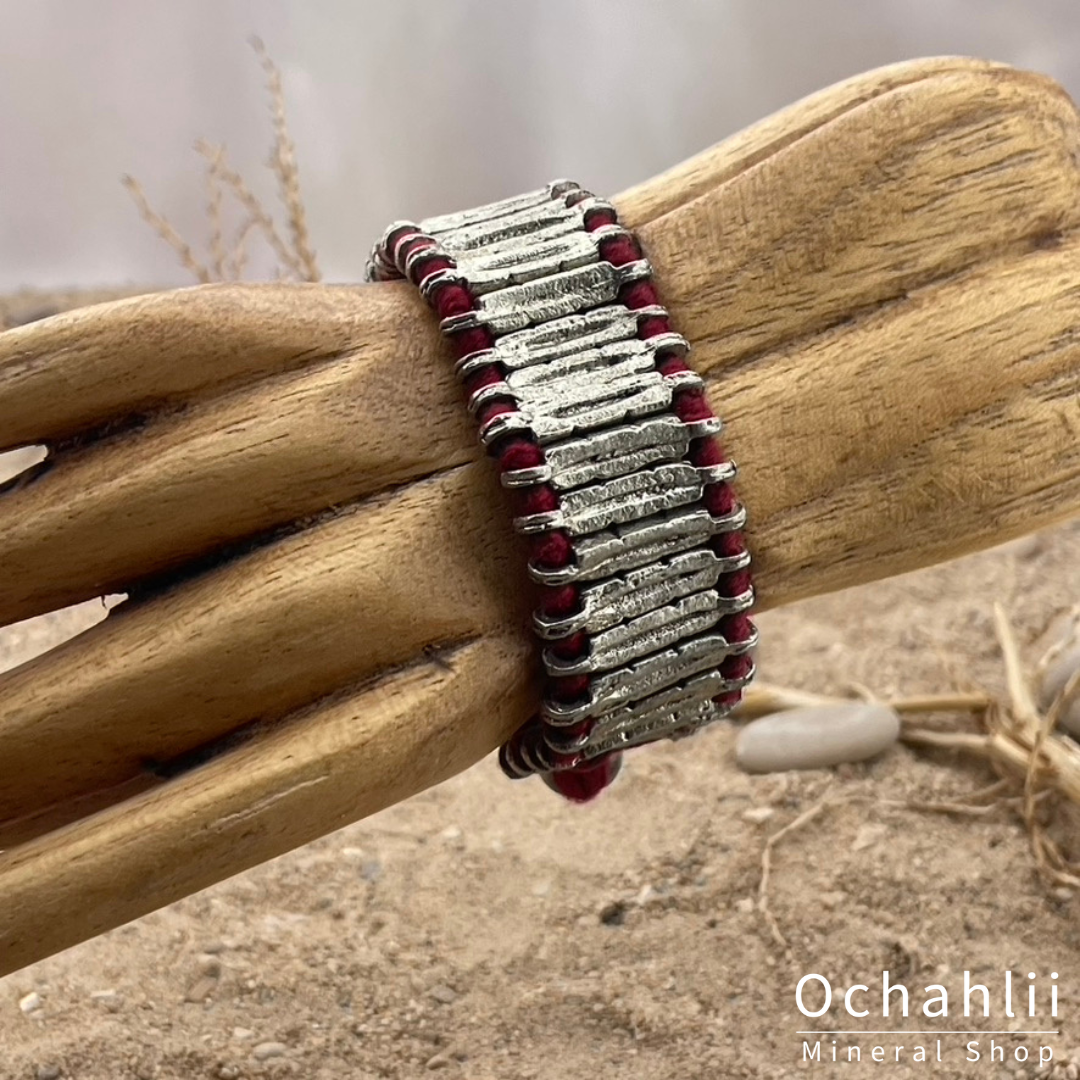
[2,57,1080,977]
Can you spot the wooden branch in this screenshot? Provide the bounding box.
[2,58,1080,976]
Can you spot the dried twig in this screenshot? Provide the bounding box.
[228,215,259,281]
[251,36,320,282]
[758,799,830,949]
[203,143,228,281]
[736,682,991,721]
[121,175,211,284]
[745,604,1080,896]
[193,140,303,280]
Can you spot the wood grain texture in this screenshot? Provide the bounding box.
[2,58,1080,975]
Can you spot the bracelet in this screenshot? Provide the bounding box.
[366,181,757,801]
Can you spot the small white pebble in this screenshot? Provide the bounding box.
[197,953,222,977]
[735,704,900,774]
[852,824,888,852]
[1038,644,1080,737]
[429,984,457,1004]
[252,1041,287,1060]
[635,884,658,906]
[439,825,462,841]
[232,1027,254,1040]
[19,991,42,1014]
[734,897,755,914]
[742,806,775,825]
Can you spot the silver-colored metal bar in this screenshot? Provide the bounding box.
[461,305,642,375]
[501,414,723,490]
[527,505,749,585]
[506,336,657,388]
[541,415,691,491]
[453,231,600,294]
[494,382,672,448]
[545,590,726,675]
[547,691,718,756]
[509,342,657,402]
[421,181,576,236]
[435,201,587,257]
[533,547,728,638]
[516,461,704,536]
[541,627,758,727]
[442,260,651,335]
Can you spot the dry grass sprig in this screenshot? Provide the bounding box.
[228,215,259,281]
[203,143,228,281]
[1035,602,1080,682]
[192,139,303,280]
[126,42,320,284]
[742,605,1080,895]
[251,36,320,282]
[757,799,832,949]
[121,175,212,283]
[735,684,991,721]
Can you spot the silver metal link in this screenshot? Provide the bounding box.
[442,259,652,335]
[454,230,601,294]
[541,625,758,727]
[420,182,577,236]
[458,305,642,376]
[434,202,588,258]
[545,590,727,675]
[536,461,705,536]
[533,547,730,639]
[526,415,692,491]
[528,505,749,585]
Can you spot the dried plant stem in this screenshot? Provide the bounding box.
[251,37,321,282]
[733,684,835,718]
[736,682,991,720]
[203,143,228,281]
[228,215,259,281]
[994,603,1041,726]
[885,797,1001,817]
[193,140,304,280]
[901,727,993,755]
[121,176,211,283]
[888,691,992,715]
[758,799,830,949]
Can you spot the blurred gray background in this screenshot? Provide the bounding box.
[2,0,1080,292]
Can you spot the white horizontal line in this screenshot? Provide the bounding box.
[797,1031,1059,1036]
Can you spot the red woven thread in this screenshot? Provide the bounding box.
[547,753,623,802]
[407,238,614,799]
[531,530,573,570]
[589,201,758,706]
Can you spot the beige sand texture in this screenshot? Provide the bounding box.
[3,370,1080,1079]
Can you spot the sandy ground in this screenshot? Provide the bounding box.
[3,295,1080,1080]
